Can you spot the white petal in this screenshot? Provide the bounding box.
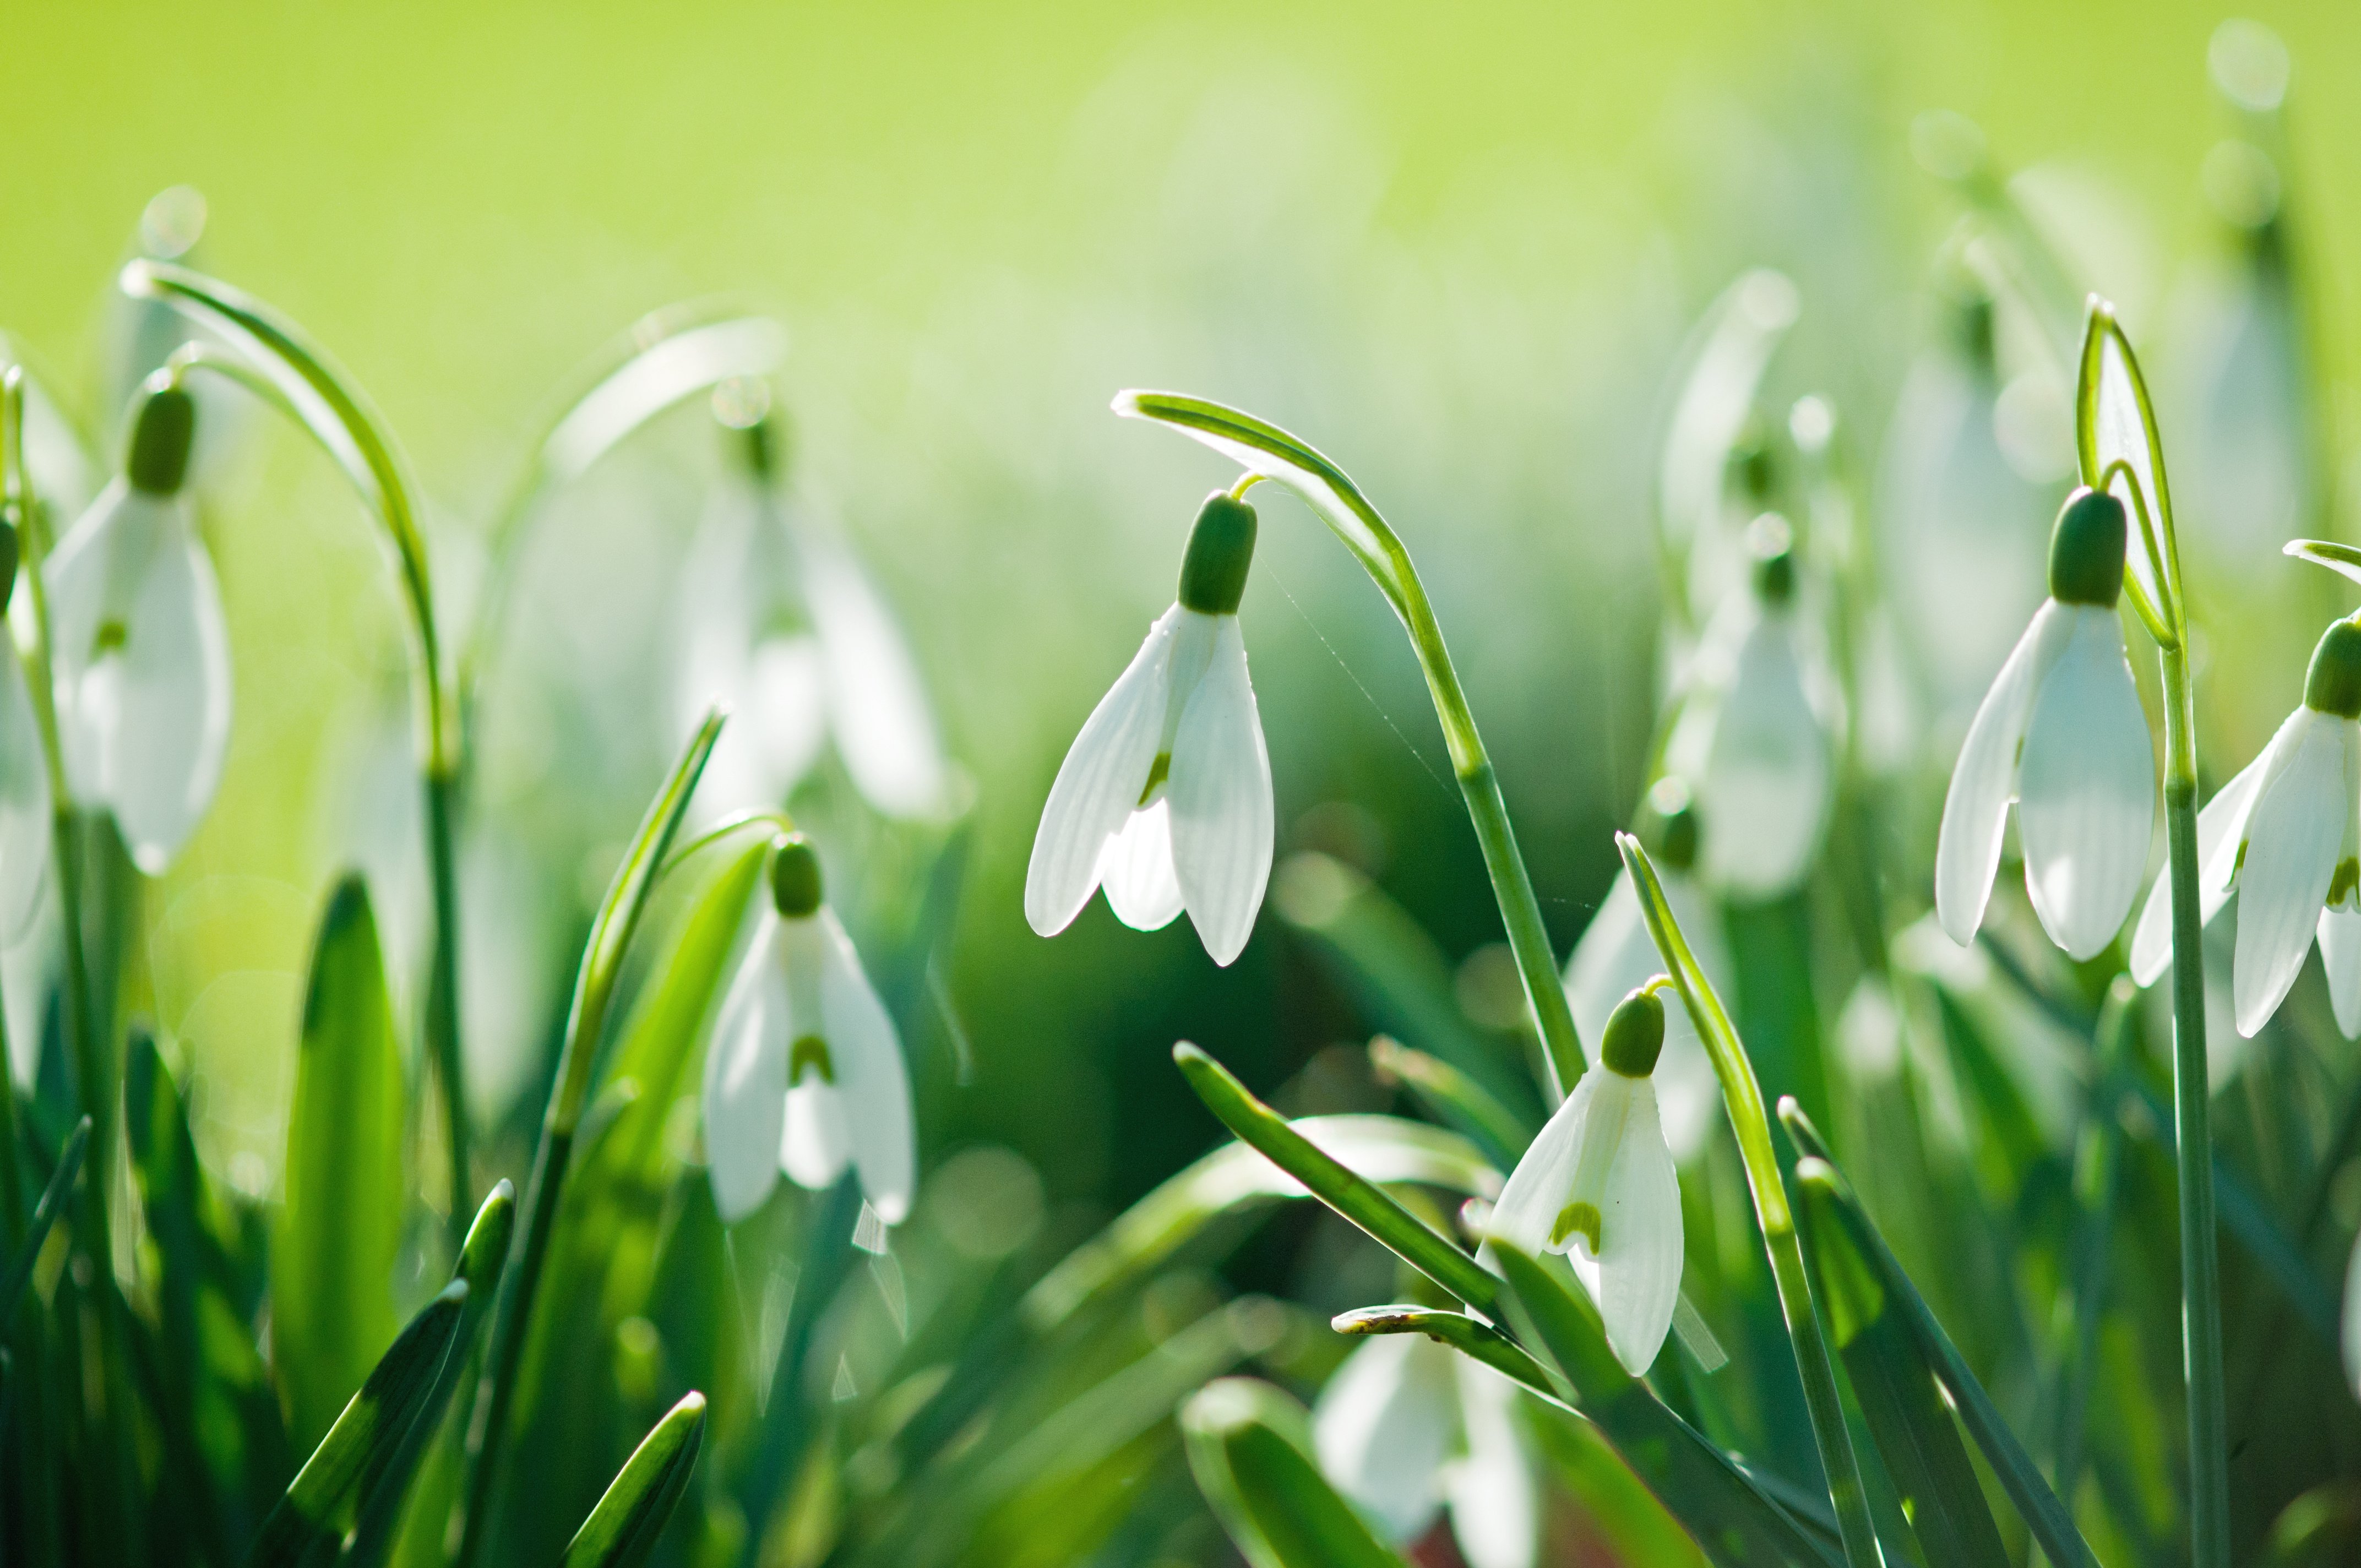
[2015,605,2155,960]
[695,634,826,815]
[1446,1360,1538,1568]
[2233,711,2346,1037]
[817,910,916,1224]
[806,529,948,819]
[0,642,51,940]
[1167,616,1273,965]
[702,914,790,1223]
[2318,910,2361,1040]
[1311,1333,1454,1543]
[1937,602,2071,945]
[1024,609,1178,938]
[2129,741,2275,985]
[1565,1080,1683,1375]
[1097,801,1183,931]
[1564,869,1721,1161]
[781,1077,852,1192]
[1486,1075,1596,1258]
[1696,612,1831,899]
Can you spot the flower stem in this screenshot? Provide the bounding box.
[1620,835,1883,1568]
[425,763,471,1233]
[2159,640,2227,1567]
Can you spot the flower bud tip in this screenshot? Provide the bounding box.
[127,381,196,496]
[1177,492,1258,615]
[2047,488,2127,607]
[2305,619,2361,720]
[1602,987,1666,1077]
[770,834,824,917]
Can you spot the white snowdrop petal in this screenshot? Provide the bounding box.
[818,910,917,1224]
[781,1079,852,1192]
[101,502,232,872]
[2129,745,2272,985]
[1698,612,1830,899]
[1592,1082,1683,1375]
[0,642,51,939]
[1446,1360,1538,1568]
[1167,616,1273,965]
[1024,609,1179,938]
[806,530,949,819]
[2317,910,2361,1041]
[1096,801,1184,931]
[738,634,830,809]
[1487,1076,1597,1259]
[41,480,127,804]
[703,922,791,1223]
[1937,602,2070,946]
[2233,712,2347,1037]
[2015,606,2155,960]
[1311,1333,1454,1543]
[1564,869,1722,1161]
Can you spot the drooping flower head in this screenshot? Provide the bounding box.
[703,832,916,1225]
[2130,616,2361,1037]
[1026,490,1273,965]
[1488,984,1684,1374]
[1937,487,2156,960]
[0,520,51,936]
[46,378,232,872]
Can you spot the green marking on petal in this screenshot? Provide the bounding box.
[788,1034,835,1086]
[95,620,128,655]
[2331,857,2359,910]
[1137,751,1171,807]
[1551,1200,1602,1254]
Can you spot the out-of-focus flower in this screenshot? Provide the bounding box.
[1664,516,1842,901]
[703,834,915,1224]
[1488,986,1683,1374]
[1026,492,1271,966]
[0,524,49,938]
[2130,617,2361,1037]
[677,414,948,821]
[1312,1332,1537,1568]
[1936,489,2154,961]
[1564,778,1728,1161]
[46,382,231,872]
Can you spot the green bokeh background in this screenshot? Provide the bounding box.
[4,0,2349,1217]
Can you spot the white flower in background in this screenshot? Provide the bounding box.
[1488,985,1684,1374]
[1313,1332,1537,1568]
[678,413,948,821]
[1026,492,1272,966]
[1936,488,2155,961]
[1564,778,1729,1161]
[2129,618,2361,1038]
[703,834,915,1224]
[1664,515,1842,901]
[0,529,50,938]
[45,381,231,873]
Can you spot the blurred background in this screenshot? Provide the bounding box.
[2,0,2351,1248]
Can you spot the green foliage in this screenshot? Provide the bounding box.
[1179,1379,1407,1568]
[559,1393,709,1568]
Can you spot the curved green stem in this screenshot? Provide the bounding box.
[1619,834,1883,1568]
[1116,391,1584,1099]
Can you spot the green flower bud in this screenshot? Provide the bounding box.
[1601,986,1666,1078]
[1177,492,1258,616]
[770,834,824,918]
[127,382,196,497]
[2046,489,2127,608]
[1747,513,1796,605]
[1640,776,1699,873]
[2304,619,2361,720]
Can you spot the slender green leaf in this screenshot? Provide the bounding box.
[558,1392,708,1568]
[1793,1159,2009,1568]
[1172,1043,1497,1311]
[1522,1404,1711,1568]
[244,1283,469,1568]
[0,1113,85,1322]
[275,875,407,1455]
[1331,1304,1560,1402]
[1780,1103,2096,1568]
[1366,1036,1531,1170]
[1180,1378,1409,1568]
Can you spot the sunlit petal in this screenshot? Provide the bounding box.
[1696,611,1831,899]
[703,915,791,1223]
[1566,1080,1682,1375]
[2016,605,2155,960]
[1486,1075,1595,1259]
[1446,1360,1538,1568]
[817,909,916,1224]
[1167,616,1273,965]
[1564,869,1722,1161]
[1936,601,2071,945]
[2233,710,2346,1036]
[1310,1332,1454,1543]
[806,529,949,819]
[1024,608,1178,937]
[2317,910,2361,1040]
[781,1078,852,1191]
[1097,801,1183,931]
[2129,741,2275,984]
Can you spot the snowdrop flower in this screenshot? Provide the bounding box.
[1488,985,1684,1374]
[2129,617,2361,1037]
[703,834,915,1224]
[1937,488,2156,961]
[1564,779,1729,1161]
[45,381,231,873]
[1025,492,1272,966]
[0,526,50,937]
[1313,1333,1537,1568]
[1664,517,1841,900]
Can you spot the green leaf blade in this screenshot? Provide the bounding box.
[1180,1378,1408,1568]
[558,1391,708,1568]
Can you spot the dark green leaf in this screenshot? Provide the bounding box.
[1330,1305,1558,1401]
[558,1392,708,1568]
[0,1113,85,1322]
[1180,1378,1409,1568]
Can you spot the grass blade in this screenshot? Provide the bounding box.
[558,1392,709,1568]
[1180,1378,1410,1568]
[243,1283,468,1568]
[0,1113,86,1322]
[1367,1036,1532,1170]
[1330,1305,1560,1401]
